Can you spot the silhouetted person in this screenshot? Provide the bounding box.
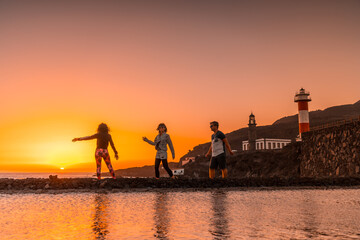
[143,123,175,179]
[205,121,234,179]
[73,123,118,180]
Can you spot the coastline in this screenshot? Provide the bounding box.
[1,185,360,195]
[1,177,360,194]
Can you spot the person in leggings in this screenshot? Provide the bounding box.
[143,123,175,179]
[72,123,118,180]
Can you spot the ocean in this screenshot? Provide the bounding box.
[0,172,95,179]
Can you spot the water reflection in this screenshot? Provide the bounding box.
[300,192,321,238]
[92,194,110,240]
[153,192,170,239]
[1,189,360,239]
[209,190,230,239]
[246,193,265,238]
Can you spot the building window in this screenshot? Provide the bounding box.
[282,143,285,148]
[273,143,276,149]
[277,143,280,148]
[260,143,263,149]
[268,142,271,149]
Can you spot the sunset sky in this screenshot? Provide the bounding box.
[1,0,359,172]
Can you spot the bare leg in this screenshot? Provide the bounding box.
[209,169,215,179]
[221,168,228,178]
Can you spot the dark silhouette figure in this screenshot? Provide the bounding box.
[73,123,118,180]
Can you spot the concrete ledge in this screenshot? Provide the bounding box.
[1,177,360,193]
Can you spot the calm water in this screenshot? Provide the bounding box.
[0,172,94,179]
[1,189,360,239]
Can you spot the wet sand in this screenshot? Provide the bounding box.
[1,176,360,194]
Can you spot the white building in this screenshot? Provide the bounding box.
[172,169,184,176]
[242,138,291,151]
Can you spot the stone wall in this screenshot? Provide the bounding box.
[300,121,360,177]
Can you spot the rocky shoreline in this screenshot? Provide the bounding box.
[1,176,360,194]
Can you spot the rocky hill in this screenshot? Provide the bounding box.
[183,143,302,178]
[180,101,360,161]
[273,100,360,126]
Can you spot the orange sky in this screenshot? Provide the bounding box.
[0,0,359,172]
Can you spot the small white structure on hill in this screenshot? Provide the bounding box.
[172,169,184,176]
[242,138,291,151]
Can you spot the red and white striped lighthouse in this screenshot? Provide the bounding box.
[294,88,311,138]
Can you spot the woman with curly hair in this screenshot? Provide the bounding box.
[72,123,118,180]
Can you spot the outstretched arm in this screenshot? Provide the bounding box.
[167,135,175,159]
[72,134,97,142]
[142,136,155,145]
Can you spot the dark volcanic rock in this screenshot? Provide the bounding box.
[184,143,301,179]
[1,176,360,192]
[104,162,179,178]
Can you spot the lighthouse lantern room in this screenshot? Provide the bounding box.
[294,88,312,138]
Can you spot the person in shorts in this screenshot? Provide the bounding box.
[205,121,234,179]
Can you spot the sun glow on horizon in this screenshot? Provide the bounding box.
[0,114,209,172]
[1,0,359,173]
